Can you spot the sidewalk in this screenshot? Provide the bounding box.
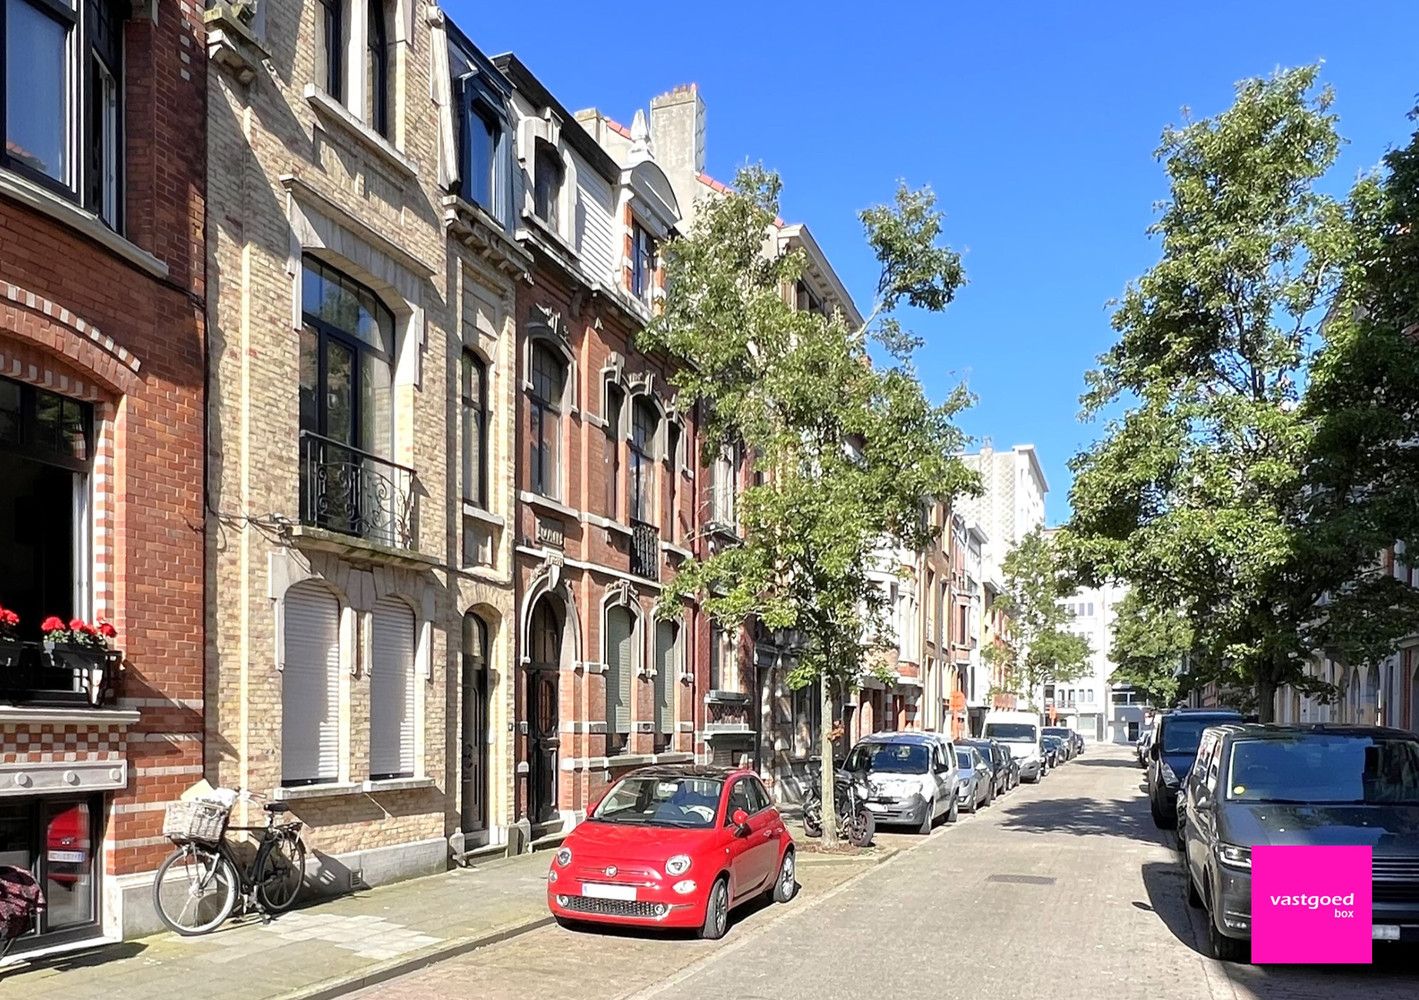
[6,852,555,1000]
[5,842,897,1000]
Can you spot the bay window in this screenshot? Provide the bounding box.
[2,0,125,228]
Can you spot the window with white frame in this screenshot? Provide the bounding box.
[369,596,416,779]
[363,0,389,137]
[710,443,737,527]
[3,0,125,228]
[664,420,681,540]
[604,604,634,754]
[630,221,657,303]
[654,619,678,747]
[603,381,623,519]
[461,350,487,507]
[317,0,392,138]
[532,141,563,232]
[282,582,342,786]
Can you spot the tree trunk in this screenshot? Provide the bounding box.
[819,666,839,848]
[1255,676,1278,722]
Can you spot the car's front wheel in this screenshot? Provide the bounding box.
[1149,790,1171,830]
[1205,887,1248,962]
[700,876,730,940]
[946,796,959,823]
[1186,867,1203,908]
[917,797,935,834]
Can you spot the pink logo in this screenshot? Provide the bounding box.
[1251,845,1372,964]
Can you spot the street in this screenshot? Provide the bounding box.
[353,745,1419,1000]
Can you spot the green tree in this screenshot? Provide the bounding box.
[1107,590,1191,709]
[644,166,976,845]
[1066,66,1419,719]
[991,529,1091,709]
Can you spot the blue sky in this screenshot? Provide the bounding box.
[445,0,1419,524]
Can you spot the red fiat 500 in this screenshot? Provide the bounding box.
[547,765,796,939]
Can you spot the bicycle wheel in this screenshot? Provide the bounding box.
[255,830,306,913]
[153,843,238,935]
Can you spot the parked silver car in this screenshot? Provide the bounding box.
[954,745,993,813]
[848,732,959,834]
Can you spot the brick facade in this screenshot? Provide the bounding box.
[0,2,207,945]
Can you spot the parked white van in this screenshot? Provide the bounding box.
[981,710,1045,783]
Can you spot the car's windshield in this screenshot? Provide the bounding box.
[970,744,995,762]
[1226,736,1419,805]
[1161,717,1237,755]
[590,775,723,828]
[984,723,1037,742]
[846,742,930,774]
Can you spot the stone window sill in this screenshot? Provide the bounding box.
[520,490,579,520]
[362,776,435,794]
[304,85,418,179]
[274,781,363,800]
[0,169,167,279]
[462,501,506,528]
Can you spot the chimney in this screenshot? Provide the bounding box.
[650,83,706,177]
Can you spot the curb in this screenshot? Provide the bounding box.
[796,846,899,866]
[276,913,555,1000]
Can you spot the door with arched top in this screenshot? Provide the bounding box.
[527,598,562,825]
[461,612,490,842]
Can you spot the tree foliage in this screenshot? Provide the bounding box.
[1065,66,1419,718]
[1106,590,1191,709]
[990,529,1091,706]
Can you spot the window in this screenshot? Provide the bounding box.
[795,280,824,316]
[654,620,677,749]
[605,605,634,754]
[461,351,487,507]
[369,597,416,779]
[745,778,772,813]
[631,222,657,303]
[317,0,343,100]
[710,622,737,693]
[282,583,342,786]
[710,444,737,526]
[533,142,562,231]
[724,779,751,824]
[665,421,681,539]
[364,0,388,137]
[629,397,658,524]
[528,343,565,498]
[3,0,124,227]
[603,383,623,519]
[462,99,500,215]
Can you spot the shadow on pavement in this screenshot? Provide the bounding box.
[1074,756,1145,770]
[3,940,147,977]
[1141,859,1204,955]
[996,794,1167,845]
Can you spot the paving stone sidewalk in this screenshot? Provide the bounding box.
[3,851,556,1000]
[3,843,895,1000]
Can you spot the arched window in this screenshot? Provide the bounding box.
[530,598,561,668]
[604,605,634,754]
[528,343,565,498]
[460,612,490,833]
[629,397,658,524]
[370,596,416,779]
[364,0,389,137]
[603,382,624,519]
[461,351,487,507]
[282,583,342,786]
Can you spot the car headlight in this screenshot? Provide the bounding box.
[547,867,559,884]
[1160,761,1179,787]
[555,847,572,868]
[1217,843,1252,870]
[665,854,692,877]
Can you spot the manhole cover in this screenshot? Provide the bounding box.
[986,874,1057,885]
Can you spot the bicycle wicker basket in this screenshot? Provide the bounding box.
[163,799,230,843]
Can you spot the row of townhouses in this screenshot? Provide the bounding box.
[0,0,1028,954]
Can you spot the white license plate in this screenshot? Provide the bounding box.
[1373,925,1401,941]
[47,850,84,864]
[582,882,636,901]
[865,801,886,812]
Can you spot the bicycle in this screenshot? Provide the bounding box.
[153,788,307,936]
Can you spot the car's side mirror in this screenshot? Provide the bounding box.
[731,808,750,835]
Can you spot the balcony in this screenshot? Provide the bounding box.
[630,519,661,581]
[0,642,121,707]
[300,432,416,550]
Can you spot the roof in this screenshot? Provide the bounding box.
[489,52,621,183]
[1207,722,1419,741]
[620,763,743,780]
[857,731,939,745]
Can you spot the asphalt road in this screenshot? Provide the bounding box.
[351,744,1419,1000]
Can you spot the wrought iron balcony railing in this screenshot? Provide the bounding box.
[300,431,417,550]
[630,519,661,581]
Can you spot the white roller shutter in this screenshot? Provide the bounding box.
[655,620,676,734]
[370,597,416,778]
[606,607,633,734]
[283,584,341,785]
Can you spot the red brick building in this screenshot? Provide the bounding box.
[0,2,206,949]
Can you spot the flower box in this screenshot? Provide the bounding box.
[0,640,21,670]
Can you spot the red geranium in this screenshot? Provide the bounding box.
[41,616,115,649]
[41,616,66,633]
[0,605,18,641]
[97,621,118,639]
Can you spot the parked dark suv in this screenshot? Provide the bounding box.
[1148,708,1243,828]
[1180,723,1419,961]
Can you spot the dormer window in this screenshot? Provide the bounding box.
[533,142,563,232]
[631,222,657,304]
[455,71,510,223]
[466,105,498,210]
